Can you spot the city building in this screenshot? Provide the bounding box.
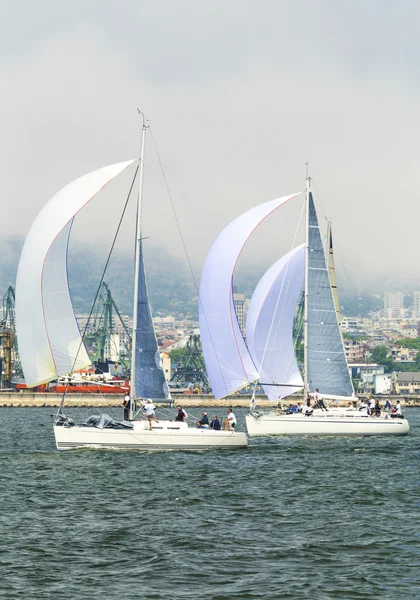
[413,292,420,318]
[373,373,392,395]
[390,345,417,363]
[384,291,404,319]
[341,317,361,334]
[233,291,246,335]
[343,339,365,363]
[392,371,420,394]
[161,352,171,381]
[348,363,385,394]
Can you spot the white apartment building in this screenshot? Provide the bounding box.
[383,291,404,319]
[233,292,246,335]
[413,292,420,318]
[341,317,360,333]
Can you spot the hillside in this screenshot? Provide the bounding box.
[0,236,382,319]
[0,236,198,318]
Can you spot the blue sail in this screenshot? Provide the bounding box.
[133,242,170,401]
[306,193,353,397]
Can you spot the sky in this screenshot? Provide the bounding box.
[1,0,419,290]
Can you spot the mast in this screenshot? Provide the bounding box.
[303,165,310,400]
[130,112,147,417]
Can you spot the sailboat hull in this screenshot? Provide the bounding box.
[53,420,248,450]
[245,412,410,437]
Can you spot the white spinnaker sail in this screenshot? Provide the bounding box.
[16,159,136,387]
[199,193,300,399]
[246,244,305,401]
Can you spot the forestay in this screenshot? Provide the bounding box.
[16,160,136,387]
[199,193,299,399]
[306,193,353,397]
[246,244,305,401]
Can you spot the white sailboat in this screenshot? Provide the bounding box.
[199,176,409,437]
[15,119,247,450]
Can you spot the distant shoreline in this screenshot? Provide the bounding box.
[0,392,418,408]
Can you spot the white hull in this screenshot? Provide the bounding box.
[53,420,247,450]
[245,411,409,437]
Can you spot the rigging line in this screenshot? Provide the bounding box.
[148,127,231,395]
[148,128,199,294]
[58,165,140,414]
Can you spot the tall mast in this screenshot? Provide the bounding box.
[303,164,310,400]
[130,112,147,414]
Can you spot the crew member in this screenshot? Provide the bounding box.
[210,415,221,430]
[225,408,237,431]
[196,412,209,428]
[175,405,187,422]
[143,400,158,429]
[123,393,131,420]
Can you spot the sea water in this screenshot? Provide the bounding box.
[0,406,418,599]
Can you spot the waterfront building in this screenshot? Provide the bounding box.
[392,371,420,394]
[373,373,392,395]
[348,363,385,394]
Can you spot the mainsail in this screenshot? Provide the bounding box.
[246,244,305,401]
[199,193,299,399]
[306,193,353,397]
[16,160,136,387]
[132,241,169,401]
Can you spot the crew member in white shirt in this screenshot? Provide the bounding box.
[225,408,237,431]
[394,400,402,416]
[143,399,158,429]
[359,400,368,415]
[313,388,327,411]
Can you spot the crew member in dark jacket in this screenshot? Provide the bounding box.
[196,412,209,427]
[210,415,221,430]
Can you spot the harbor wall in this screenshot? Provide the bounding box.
[0,391,417,408]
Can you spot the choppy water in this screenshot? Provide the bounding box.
[0,406,419,599]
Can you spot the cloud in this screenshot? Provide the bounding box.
[1,0,420,291]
